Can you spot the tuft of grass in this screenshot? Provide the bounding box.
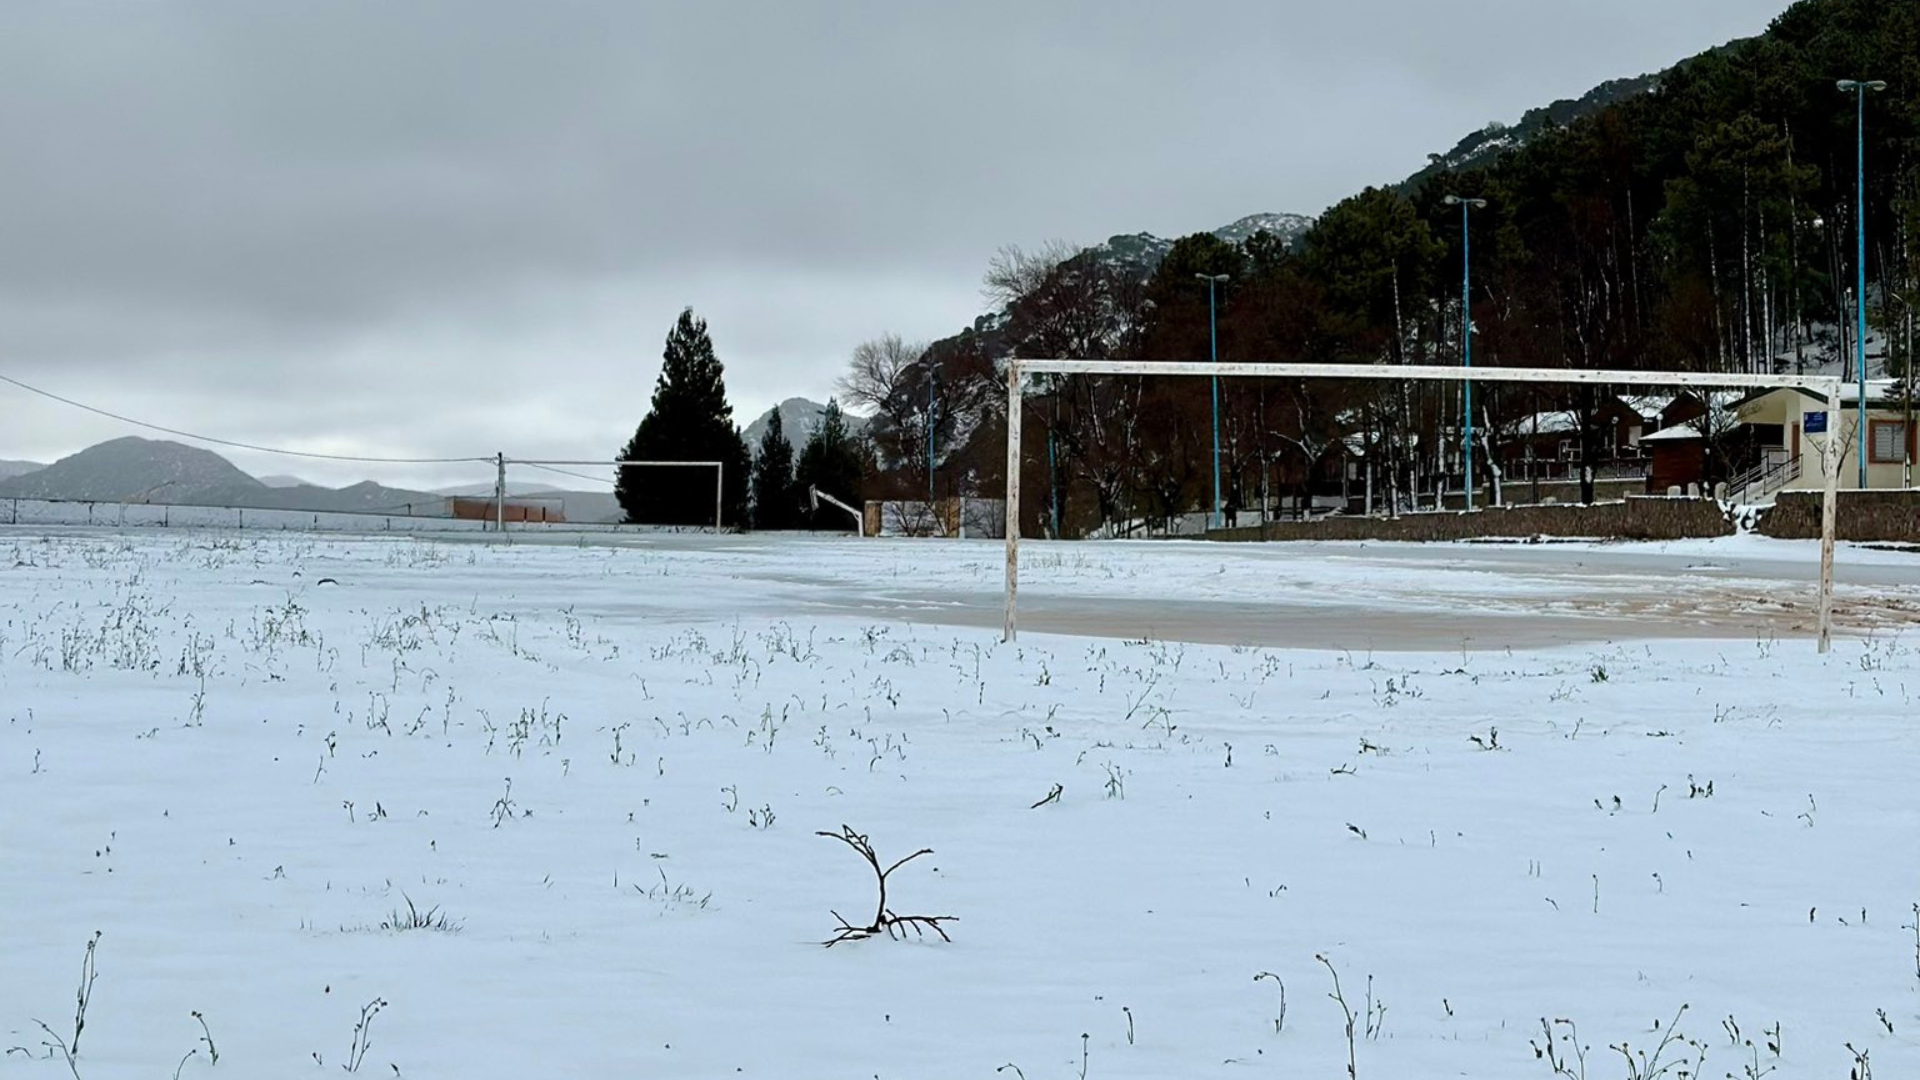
[31,930,100,1080]
[380,894,460,934]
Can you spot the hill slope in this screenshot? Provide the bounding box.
[1085,211,1315,284]
[1397,36,1755,194]
[0,437,441,516]
[0,437,636,522]
[743,399,869,457]
[0,437,265,503]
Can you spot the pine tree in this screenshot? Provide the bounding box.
[750,407,798,530]
[615,308,752,526]
[794,399,868,531]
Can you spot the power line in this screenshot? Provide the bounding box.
[514,460,728,489]
[0,369,493,465]
[516,461,614,486]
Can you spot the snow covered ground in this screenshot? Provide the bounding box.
[2,529,1917,1078]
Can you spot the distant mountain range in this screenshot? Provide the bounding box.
[0,437,624,523]
[0,459,44,482]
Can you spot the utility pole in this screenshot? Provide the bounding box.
[494,452,506,534]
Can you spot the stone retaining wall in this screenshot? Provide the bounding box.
[1208,496,1732,543]
[1759,490,1920,542]
[1436,477,1646,511]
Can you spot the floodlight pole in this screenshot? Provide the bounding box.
[1444,196,1487,510]
[495,452,506,533]
[1196,273,1229,529]
[1839,78,1885,490]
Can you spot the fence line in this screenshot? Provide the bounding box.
[0,497,686,536]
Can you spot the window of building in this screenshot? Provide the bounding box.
[1869,420,1911,464]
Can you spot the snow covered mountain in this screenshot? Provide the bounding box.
[743,398,867,457]
[1085,212,1316,283]
[0,459,44,482]
[1211,212,1314,247]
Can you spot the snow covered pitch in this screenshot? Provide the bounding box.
[3,529,1917,1078]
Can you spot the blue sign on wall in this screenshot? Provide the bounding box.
[1804,411,1828,434]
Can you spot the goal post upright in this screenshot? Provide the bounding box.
[1000,358,1843,652]
[1003,356,1023,642]
[1817,382,1842,654]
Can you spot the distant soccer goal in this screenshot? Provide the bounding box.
[496,457,724,531]
[1001,359,1845,653]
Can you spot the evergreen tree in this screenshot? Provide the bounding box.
[615,308,752,527]
[794,399,868,531]
[750,407,798,530]
[1141,233,1247,356]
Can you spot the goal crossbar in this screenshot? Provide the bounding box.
[1002,358,1844,653]
[499,457,725,531]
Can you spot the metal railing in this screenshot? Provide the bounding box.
[1725,448,1799,505]
[1491,459,1651,483]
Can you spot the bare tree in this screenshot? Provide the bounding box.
[1678,390,1743,492]
[983,240,1082,309]
[840,334,928,417]
[841,332,998,511]
[840,334,932,485]
[990,241,1157,535]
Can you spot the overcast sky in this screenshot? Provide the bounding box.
[0,0,1786,489]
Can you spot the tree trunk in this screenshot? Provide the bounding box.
[1577,384,1599,505]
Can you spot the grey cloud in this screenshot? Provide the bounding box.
[0,0,1784,473]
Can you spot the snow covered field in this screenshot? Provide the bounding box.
[3,529,1918,1078]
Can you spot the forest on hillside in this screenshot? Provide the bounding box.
[849,0,1920,536]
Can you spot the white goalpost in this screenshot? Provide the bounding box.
[1001,359,1845,653]
[496,456,725,531]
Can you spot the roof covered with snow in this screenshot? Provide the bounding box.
[1640,422,1707,443]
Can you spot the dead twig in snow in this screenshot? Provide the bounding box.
[816,825,955,947]
[1316,952,1357,1079]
